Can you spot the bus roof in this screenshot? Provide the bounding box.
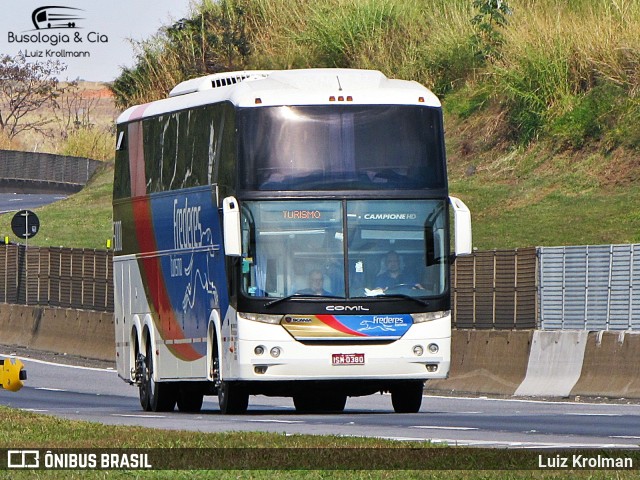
[116,69,441,124]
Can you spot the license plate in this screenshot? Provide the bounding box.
[332,353,365,366]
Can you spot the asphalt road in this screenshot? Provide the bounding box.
[0,193,67,215]
[1,354,640,450]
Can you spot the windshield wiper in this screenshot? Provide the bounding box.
[265,294,344,308]
[370,294,430,307]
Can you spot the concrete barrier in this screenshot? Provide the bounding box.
[570,331,640,398]
[0,304,114,362]
[515,330,588,397]
[0,305,36,347]
[426,329,533,395]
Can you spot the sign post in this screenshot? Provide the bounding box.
[10,210,40,305]
[11,210,40,246]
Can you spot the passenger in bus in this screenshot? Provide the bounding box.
[374,251,423,290]
[297,270,332,296]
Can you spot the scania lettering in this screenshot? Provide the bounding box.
[113,69,472,415]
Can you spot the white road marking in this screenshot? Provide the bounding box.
[35,387,66,392]
[3,355,115,373]
[425,394,640,408]
[247,419,305,424]
[395,437,639,449]
[410,425,478,431]
[111,414,166,418]
[565,413,622,416]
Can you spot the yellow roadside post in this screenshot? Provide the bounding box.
[0,357,26,392]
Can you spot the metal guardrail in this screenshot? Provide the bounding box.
[451,248,537,329]
[0,245,113,312]
[539,244,640,330]
[0,150,101,187]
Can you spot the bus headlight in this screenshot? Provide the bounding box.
[413,345,424,356]
[270,347,281,358]
[411,311,450,323]
[238,312,283,325]
[428,343,439,354]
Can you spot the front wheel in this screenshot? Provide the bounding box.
[391,381,424,413]
[218,381,249,414]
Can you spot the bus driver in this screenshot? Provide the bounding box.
[374,251,423,291]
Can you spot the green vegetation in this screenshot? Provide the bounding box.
[10,0,640,250]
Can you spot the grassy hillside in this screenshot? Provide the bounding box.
[7,0,640,250]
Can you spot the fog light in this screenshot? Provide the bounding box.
[254,366,268,374]
[426,364,438,372]
[412,345,424,356]
[270,347,281,358]
[254,345,265,356]
[428,343,439,354]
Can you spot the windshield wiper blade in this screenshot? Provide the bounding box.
[371,294,430,307]
[265,294,344,308]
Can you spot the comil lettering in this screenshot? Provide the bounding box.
[283,210,321,220]
[173,198,203,249]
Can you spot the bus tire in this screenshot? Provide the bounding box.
[218,381,249,414]
[137,348,150,411]
[143,341,177,412]
[177,385,204,413]
[326,394,347,412]
[391,381,424,413]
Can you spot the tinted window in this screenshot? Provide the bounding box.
[238,105,445,191]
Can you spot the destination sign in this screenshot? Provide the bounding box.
[257,202,341,224]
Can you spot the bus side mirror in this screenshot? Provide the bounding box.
[449,196,472,256]
[222,196,242,256]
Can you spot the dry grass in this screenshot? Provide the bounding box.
[7,81,118,157]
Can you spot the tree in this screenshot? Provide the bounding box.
[54,80,97,139]
[0,54,69,139]
[472,0,512,62]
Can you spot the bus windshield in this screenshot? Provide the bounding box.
[238,105,445,191]
[240,200,448,300]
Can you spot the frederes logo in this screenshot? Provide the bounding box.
[31,6,84,30]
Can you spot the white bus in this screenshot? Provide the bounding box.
[112,69,472,414]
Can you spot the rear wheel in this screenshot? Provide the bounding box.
[137,346,150,411]
[391,381,424,413]
[140,340,177,412]
[177,384,204,413]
